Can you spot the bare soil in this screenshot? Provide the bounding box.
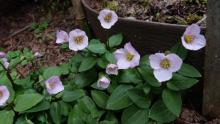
[89,0,207,26]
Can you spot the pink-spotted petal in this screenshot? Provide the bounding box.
[153,69,173,83]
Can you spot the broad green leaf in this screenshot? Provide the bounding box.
[149,100,177,123]
[167,74,199,91]
[138,68,161,87]
[74,69,97,88]
[100,120,116,124]
[0,110,15,124]
[59,63,70,75]
[91,90,109,109]
[143,85,151,95]
[24,100,50,113]
[162,89,182,116]
[78,96,102,119]
[108,34,123,48]
[68,105,86,124]
[139,55,151,69]
[105,52,116,64]
[121,105,149,124]
[170,43,188,60]
[43,66,61,79]
[62,89,85,102]
[119,69,142,84]
[127,88,151,109]
[15,116,34,124]
[97,58,108,69]
[78,57,96,72]
[50,102,62,124]
[88,39,106,54]
[106,85,133,110]
[14,93,43,112]
[178,63,201,77]
[104,112,118,124]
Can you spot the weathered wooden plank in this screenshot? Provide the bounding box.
[203,0,220,117]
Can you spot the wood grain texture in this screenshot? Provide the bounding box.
[203,0,220,117]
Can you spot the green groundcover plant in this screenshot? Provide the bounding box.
[0,9,206,124]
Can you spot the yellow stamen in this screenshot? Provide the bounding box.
[125,52,134,61]
[184,35,194,44]
[49,82,56,89]
[104,13,112,23]
[160,58,170,69]
[74,36,84,44]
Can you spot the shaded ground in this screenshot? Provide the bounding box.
[0,1,219,124]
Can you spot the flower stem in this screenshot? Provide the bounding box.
[0,62,15,87]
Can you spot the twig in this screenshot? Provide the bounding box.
[196,15,207,25]
[8,23,32,38]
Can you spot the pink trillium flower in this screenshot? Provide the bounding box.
[45,76,64,95]
[106,64,118,75]
[181,24,206,51]
[0,52,6,58]
[98,9,118,29]
[97,76,110,89]
[114,42,140,69]
[149,53,183,82]
[56,30,69,44]
[0,85,10,106]
[69,29,88,51]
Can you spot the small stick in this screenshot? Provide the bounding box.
[0,62,15,88]
[196,15,207,25]
[8,23,32,38]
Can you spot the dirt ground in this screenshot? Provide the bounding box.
[0,1,219,124]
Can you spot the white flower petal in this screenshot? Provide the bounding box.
[97,76,110,89]
[149,53,165,70]
[117,58,131,69]
[0,86,10,106]
[98,9,118,29]
[153,69,173,83]
[106,64,118,75]
[45,76,64,95]
[166,54,183,72]
[184,24,201,35]
[69,29,88,51]
[56,30,69,44]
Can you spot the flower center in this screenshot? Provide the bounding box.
[74,36,84,44]
[104,13,112,23]
[160,58,170,69]
[184,35,194,44]
[0,91,3,99]
[49,82,56,89]
[125,52,134,61]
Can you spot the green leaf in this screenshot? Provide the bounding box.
[119,69,142,84]
[106,85,133,110]
[127,88,151,109]
[15,116,34,124]
[162,89,182,116]
[178,63,201,77]
[24,100,50,113]
[121,105,149,124]
[167,74,199,91]
[62,89,85,102]
[170,43,187,60]
[149,100,177,123]
[97,58,108,69]
[0,110,15,124]
[108,34,123,48]
[74,69,97,88]
[139,55,151,69]
[68,104,86,124]
[88,39,106,54]
[91,90,109,109]
[78,96,102,119]
[105,52,116,64]
[100,120,116,124]
[50,102,62,124]
[138,68,161,87]
[78,57,96,72]
[14,93,43,112]
[43,66,61,79]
